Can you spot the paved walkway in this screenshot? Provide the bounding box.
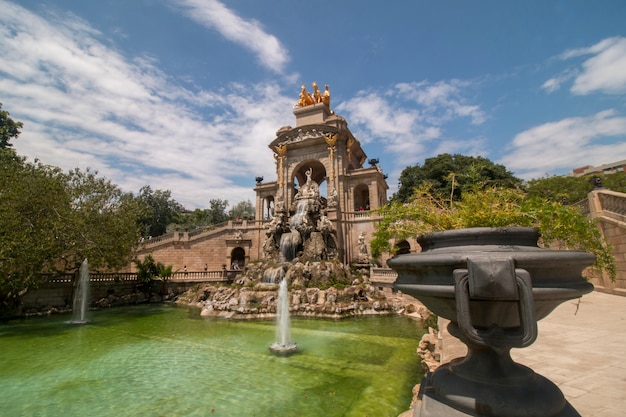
[510,290,626,417]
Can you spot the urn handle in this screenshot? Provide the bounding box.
[453,257,537,351]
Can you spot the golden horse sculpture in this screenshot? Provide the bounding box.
[295,82,330,108]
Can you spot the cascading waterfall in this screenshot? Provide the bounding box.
[268,278,297,355]
[277,199,309,262]
[262,266,284,284]
[289,199,309,227]
[279,232,301,263]
[69,258,90,324]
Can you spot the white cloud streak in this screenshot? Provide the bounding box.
[4,1,624,208]
[171,0,289,74]
[501,110,626,179]
[0,1,293,209]
[543,36,626,95]
[336,80,485,170]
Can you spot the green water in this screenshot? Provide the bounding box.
[0,305,424,417]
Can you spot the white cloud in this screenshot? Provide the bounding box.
[171,0,289,74]
[339,92,420,137]
[544,37,626,95]
[571,37,626,95]
[395,80,486,125]
[501,110,626,179]
[0,1,294,209]
[336,81,485,169]
[337,92,432,167]
[541,69,577,94]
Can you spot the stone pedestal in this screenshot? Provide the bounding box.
[389,227,594,417]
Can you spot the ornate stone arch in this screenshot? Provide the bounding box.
[291,159,327,187]
[290,160,328,201]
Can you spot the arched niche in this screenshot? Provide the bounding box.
[291,160,328,198]
[353,183,370,211]
[395,240,411,255]
[292,160,327,186]
[230,247,245,269]
[263,196,275,219]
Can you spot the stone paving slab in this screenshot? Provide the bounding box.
[511,291,626,417]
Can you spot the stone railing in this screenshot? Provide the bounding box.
[170,270,237,282]
[598,191,626,218]
[370,267,397,287]
[139,232,174,246]
[344,210,379,221]
[188,221,231,238]
[46,274,74,284]
[590,189,626,225]
[140,220,249,249]
[43,271,231,285]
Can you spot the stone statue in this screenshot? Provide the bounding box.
[322,84,330,107]
[327,186,338,208]
[295,84,307,107]
[312,82,322,103]
[294,168,319,201]
[275,194,285,212]
[297,84,315,107]
[358,232,368,262]
[265,213,284,237]
[295,83,329,107]
[318,211,334,235]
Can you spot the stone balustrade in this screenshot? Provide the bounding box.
[370,267,398,288]
[21,271,235,313]
[598,190,626,219]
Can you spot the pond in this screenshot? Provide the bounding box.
[0,304,425,417]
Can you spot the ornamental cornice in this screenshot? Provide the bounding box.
[272,124,338,149]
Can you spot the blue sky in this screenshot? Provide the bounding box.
[1,0,625,209]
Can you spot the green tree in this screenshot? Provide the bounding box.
[393,154,522,203]
[0,149,71,312]
[602,171,626,192]
[0,102,23,149]
[372,185,616,280]
[135,254,173,293]
[228,199,255,220]
[0,153,144,315]
[526,172,626,204]
[170,208,210,232]
[525,175,591,203]
[62,168,145,272]
[136,186,181,237]
[207,198,229,224]
[169,199,230,232]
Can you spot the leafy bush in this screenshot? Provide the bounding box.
[372,185,616,281]
[135,255,173,292]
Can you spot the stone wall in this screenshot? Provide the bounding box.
[592,217,626,294]
[132,221,264,273]
[587,189,626,294]
[133,215,380,276]
[19,273,233,315]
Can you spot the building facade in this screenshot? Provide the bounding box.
[135,85,389,272]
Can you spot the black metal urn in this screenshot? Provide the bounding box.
[388,227,594,417]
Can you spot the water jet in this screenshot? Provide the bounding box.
[68,258,90,324]
[268,278,297,356]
